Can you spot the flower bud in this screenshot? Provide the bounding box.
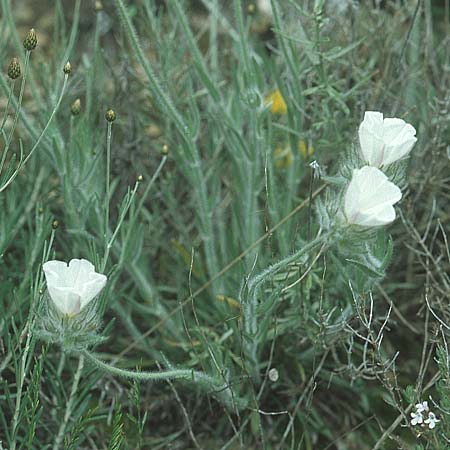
[7,57,21,80]
[23,28,37,51]
[71,98,81,116]
[161,144,169,155]
[105,109,116,122]
[63,61,72,74]
[145,124,161,138]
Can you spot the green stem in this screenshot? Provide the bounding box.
[0,72,69,193]
[247,231,331,294]
[81,350,243,410]
[105,121,112,242]
[118,156,167,267]
[0,52,30,174]
[101,180,140,272]
[9,319,35,450]
[52,355,84,450]
[0,78,15,136]
[243,230,332,375]
[5,52,29,146]
[84,350,195,381]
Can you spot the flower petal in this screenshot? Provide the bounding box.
[358,111,384,166]
[43,260,69,287]
[66,259,96,286]
[43,258,107,315]
[79,273,107,309]
[358,111,417,167]
[344,166,402,227]
[47,286,81,315]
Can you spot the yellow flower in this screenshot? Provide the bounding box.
[265,89,287,114]
[273,145,293,169]
[299,140,314,160]
[273,140,314,169]
[216,295,241,309]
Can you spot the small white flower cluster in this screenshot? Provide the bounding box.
[410,401,440,430]
[344,111,417,227]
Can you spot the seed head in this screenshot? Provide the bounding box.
[63,61,72,74]
[52,220,59,230]
[105,109,116,122]
[23,28,37,51]
[71,98,81,116]
[7,57,21,80]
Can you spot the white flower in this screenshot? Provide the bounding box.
[344,166,402,227]
[43,259,107,316]
[309,160,323,179]
[424,411,440,429]
[410,410,423,426]
[415,401,429,413]
[358,111,417,167]
[268,368,279,382]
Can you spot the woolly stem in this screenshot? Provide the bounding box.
[243,230,332,377]
[81,349,244,411]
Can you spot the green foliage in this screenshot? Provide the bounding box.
[107,403,125,450]
[0,0,450,449]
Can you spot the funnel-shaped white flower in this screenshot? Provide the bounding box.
[43,259,107,316]
[358,111,417,167]
[344,166,402,227]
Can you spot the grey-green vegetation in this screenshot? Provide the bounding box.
[1,0,450,449]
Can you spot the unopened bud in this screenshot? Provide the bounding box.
[63,61,72,74]
[7,57,21,80]
[95,0,103,11]
[105,109,116,122]
[23,28,37,51]
[137,175,143,182]
[146,124,161,138]
[161,144,169,155]
[71,98,81,116]
[52,220,59,230]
